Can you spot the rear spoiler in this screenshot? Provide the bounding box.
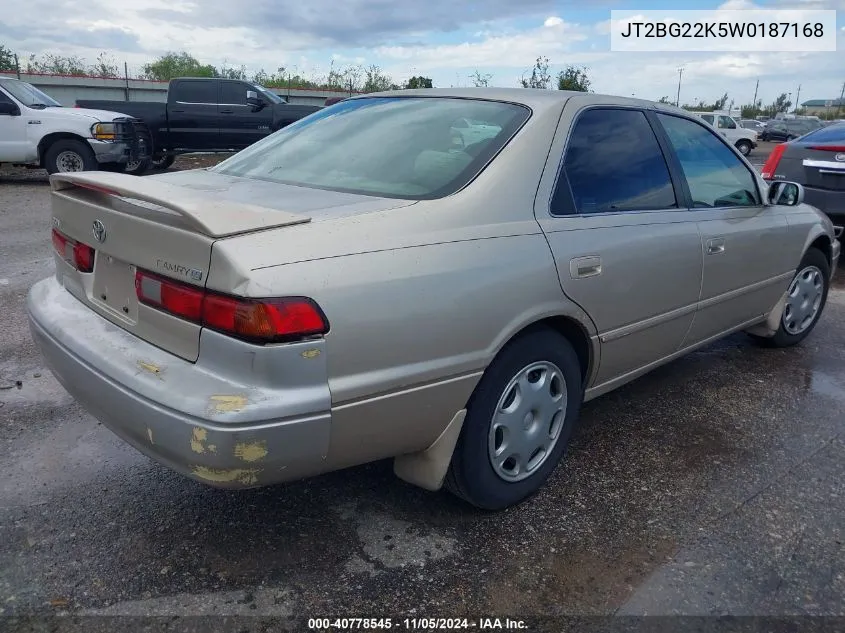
[50,172,311,238]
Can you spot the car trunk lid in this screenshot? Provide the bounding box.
[49,171,311,361]
[782,142,845,192]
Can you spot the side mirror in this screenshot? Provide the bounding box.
[246,90,263,109]
[768,181,804,206]
[0,102,20,116]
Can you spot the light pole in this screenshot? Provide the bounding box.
[676,67,684,106]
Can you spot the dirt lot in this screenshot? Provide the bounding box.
[1,144,844,630]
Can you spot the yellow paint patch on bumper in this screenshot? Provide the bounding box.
[190,466,261,486]
[209,395,248,414]
[190,427,208,454]
[234,441,268,463]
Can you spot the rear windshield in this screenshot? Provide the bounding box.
[213,97,530,199]
[798,123,845,143]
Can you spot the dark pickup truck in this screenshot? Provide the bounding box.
[76,77,323,174]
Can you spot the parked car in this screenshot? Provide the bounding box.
[76,77,323,175]
[691,112,758,155]
[760,119,823,142]
[0,77,150,174]
[740,118,765,133]
[762,122,845,223]
[28,90,839,510]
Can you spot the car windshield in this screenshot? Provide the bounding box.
[799,123,845,143]
[0,79,62,108]
[213,97,530,199]
[253,84,282,104]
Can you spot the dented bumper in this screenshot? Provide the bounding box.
[26,276,331,489]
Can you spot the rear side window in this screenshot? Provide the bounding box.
[172,80,217,104]
[800,124,845,143]
[657,114,761,208]
[553,108,677,215]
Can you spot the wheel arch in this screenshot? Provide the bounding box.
[37,132,89,167]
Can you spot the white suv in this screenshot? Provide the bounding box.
[691,112,758,156]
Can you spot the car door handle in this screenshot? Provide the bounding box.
[220,109,234,114]
[707,238,725,254]
[171,109,185,113]
[570,256,602,279]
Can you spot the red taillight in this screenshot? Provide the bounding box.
[135,270,328,343]
[761,143,787,180]
[51,228,94,273]
[808,145,845,152]
[135,270,204,321]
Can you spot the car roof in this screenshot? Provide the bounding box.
[350,87,693,116]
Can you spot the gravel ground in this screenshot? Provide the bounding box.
[1,144,844,632]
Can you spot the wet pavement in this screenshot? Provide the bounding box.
[0,158,844,626]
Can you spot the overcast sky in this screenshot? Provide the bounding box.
[1,0,843,105]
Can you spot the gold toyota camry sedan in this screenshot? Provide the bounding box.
[27,89,841,510]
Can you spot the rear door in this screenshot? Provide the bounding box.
[534,103,703,390]
[218,80,274,150]
[167,79,220,151]
[654,112,795,343]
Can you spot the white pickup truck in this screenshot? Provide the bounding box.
[0,77,150,174]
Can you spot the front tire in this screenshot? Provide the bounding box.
[43,139,97,175]
[445,328,583,510]
[752,248,830,348]
[736,140,752,156]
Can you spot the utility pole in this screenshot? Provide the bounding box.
[124,61,130,101]
[794,84,801,113]
[14,53,20,79]
[837,81,845,119]
[752,78,759,110]
[676,67,684,106]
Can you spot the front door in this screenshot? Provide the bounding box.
[534,104,703,391]
[654,113,795,344]
[218,81,274,150]
[0,89,29,161]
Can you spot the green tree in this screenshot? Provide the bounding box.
[405,75,433,89]
[556,65,591,92]
[772,92,791,113]
[657,96,672,104]
[142,52,218,81]
[362,64,396,92]
[469,70,491,87]
[711,92,729,111]
[27,53,87,76]
[0,44,16,73]
[219,62,247,80]
[520,56,550,89]
[741,99,763,119]
[90,52,119,78]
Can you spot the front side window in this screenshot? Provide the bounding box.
[220,82,248,105]
[718,115,737,129]
[553,108,677,215]
[657,113,761,208]
[214,97,530,199]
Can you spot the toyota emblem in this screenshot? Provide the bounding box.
[835,153,845,162]
[92,220,107,243]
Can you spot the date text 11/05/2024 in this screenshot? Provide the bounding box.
[307,618,528,630]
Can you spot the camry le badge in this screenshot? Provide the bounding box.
[92,220,107,243]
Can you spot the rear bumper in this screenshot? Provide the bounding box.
[804,186,845,220]
[27,276,331,489]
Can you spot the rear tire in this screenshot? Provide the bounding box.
[750,247,830,348]
[123,156,151,176]
[736,140,752,156]
[445,327,583,510]
[43,139,97,175]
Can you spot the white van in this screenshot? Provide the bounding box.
[690,111,758,156]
